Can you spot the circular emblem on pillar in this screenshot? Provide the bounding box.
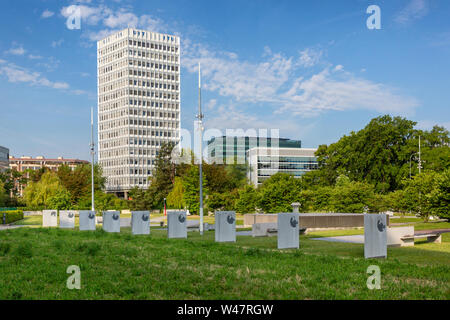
[142,214,149,222]
[227,214,235,224]
[178,214,186,223]
[377,218,385,232]
[68,213,74,218]
[112,214,119,220]
[88,213,95,219]
[290,217,298,228]
[51,211,56,216]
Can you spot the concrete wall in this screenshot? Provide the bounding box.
[244,213,389,229]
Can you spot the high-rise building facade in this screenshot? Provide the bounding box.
[97,28,181,197]
[0,146,9,172]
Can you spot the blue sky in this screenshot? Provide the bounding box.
[0,0,449,161]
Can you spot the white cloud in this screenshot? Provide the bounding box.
[51,39,64,48]
[0,61,69,90]
[5,45,25,56]
[278,68,419,116]
[60,4,165,37]
[184,43,294,103]
[297,48,323,67]
[85,29,120,41]
[205,104,313,140]
[416,120,450,131]
[139,15,165,33]
[60,5,109,26]
[206,99,217,110]
[395,0,429,25]
[28,54,43,60]
[41,9,54,19]
[103,10,138,28]
[184,44,419,117]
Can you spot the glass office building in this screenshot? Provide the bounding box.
[247,147,318,186]
[207,136,301,164]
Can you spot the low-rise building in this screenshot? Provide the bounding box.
[247,147,318,186]
[9,156,89,196]
[9,156,89,172]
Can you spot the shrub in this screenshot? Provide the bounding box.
[0,210,24,224]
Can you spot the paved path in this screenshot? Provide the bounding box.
[236,231,252,236]
[415,229,450,235]
[311,229,450,244]
[0,225,28,231]
[311,235,364,244]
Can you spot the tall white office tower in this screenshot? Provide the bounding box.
[97,28,181,198]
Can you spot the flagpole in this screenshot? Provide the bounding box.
[91,107,95,212]
[198,62,204,235]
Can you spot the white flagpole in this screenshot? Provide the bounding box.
[91,107,95,212]
[198,62,204,235]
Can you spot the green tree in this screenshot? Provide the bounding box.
[328,180,377,213]
[181,166,208,214]
[430,169,450,219]
[57,164,106,205]
[128,187,154,210]
[23,171,71,209]
[235,185,260,213]
[76,190,127,212]
[202,163,233,193]
[47,188,72,210]
[206,190,238,213]
[257,173,302,213]
[166,177,184,209]
[402,171,439,221]
[298,186,333,212]
[384,189,408,215]
[315,115,418,192]
[0,180,7,207]
[137,142,178,209]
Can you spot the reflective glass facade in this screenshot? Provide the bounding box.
[207,136,301,164]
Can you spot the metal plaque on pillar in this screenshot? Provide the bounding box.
[168,211,187,239]
[364,214,387,259]
[131,211,150,235]
[59,210,76,229]
[43,210,58,227]
[79,210,96,231]
[278,213,299,249]
[103,211,121,233]
[215,211,236,242]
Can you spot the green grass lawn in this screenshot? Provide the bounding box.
[0,221,449,300]
[12,213,247,227]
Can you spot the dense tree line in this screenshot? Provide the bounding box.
[1,115,448,221]
[128,115,449,221]
[19,164,127,211]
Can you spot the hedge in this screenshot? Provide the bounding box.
[0,210,24,224]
